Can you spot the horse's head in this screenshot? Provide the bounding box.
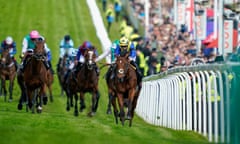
[0,48,12,68]
[33,38,46,60]
[83,46,97,70]
[115,54,129,82]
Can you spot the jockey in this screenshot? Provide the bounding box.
[20,30,53,73]
[0,36,18,69]
[114,36,142,83]
[74,41,100,76]
[57,35,75,71]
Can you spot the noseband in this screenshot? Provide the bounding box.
[116,59,129,82]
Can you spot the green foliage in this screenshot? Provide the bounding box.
[0,0,209,144]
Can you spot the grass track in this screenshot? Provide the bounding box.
[0,0,209,144]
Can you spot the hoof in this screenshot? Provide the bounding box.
[8,99,13,103]
[37,106,42,113]
[80,105,86,112]
[43,97,48,105]
[106,109,112,115]
[125,116,132,120]
[17,103,23,110]
[74,111,79,116]
[88,112,95,117]
[66,106,70,111]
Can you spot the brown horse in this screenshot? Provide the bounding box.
[74,46,100,117]
[23,39,48,113]
[0,48,17,102]
[108,54,141,126]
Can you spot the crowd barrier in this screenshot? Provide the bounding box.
[136,63,240,143]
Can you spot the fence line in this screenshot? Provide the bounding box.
[136,63,240,143]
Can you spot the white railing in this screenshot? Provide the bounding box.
[136,63,239,143]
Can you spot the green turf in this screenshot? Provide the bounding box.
[0,0,209,144]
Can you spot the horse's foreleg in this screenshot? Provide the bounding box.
[117,93,125,126]
[66,90,70,111]
[79,92,86,112]
[93,90,100,112]
[126,89,136,121]
[111,95,118,124]
[1,79,7,102]
[8,79,14,102]
[88,90,99,117]
[48,85,53,103]
[106,90,113,115]
[74,93,78,116]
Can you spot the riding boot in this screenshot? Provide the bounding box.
[64,69,71,83]
[105,67,111,80]
[76,62,83,72]
[20,58,27,72]
[110,64,116,79]
[57,58,62,72]
[95,65,100,76]
[12,57,18,70]
[43,60,50,70]
[48,61,54,74]
[130,61,143,83]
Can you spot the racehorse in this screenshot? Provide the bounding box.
[108,54,141,127]
[0,48,17,102]
[74,46,100,117]
[23,39,48,113]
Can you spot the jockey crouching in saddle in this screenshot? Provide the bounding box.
[74,41,100,76]
[64,41,100,82]
[20,30,54,74]
[106,36,143,86]
[57,35,75,72]
[0,36,18,70]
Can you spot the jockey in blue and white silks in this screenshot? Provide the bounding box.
[59,35,75,59]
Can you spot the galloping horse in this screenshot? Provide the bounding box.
[23,39,48,113]
[108,54,141,126]
[0,48,17,102]
[74,46,100,117]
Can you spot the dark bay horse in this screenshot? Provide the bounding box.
[0,48,17,102]
[23,39,48,113]
[108,54,141,127]
[74,46,100,117]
